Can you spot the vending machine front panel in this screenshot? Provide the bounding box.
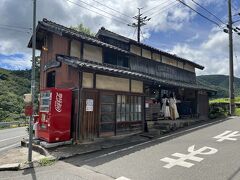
[38,90,52,141]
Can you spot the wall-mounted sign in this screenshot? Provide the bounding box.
[86,99,94,112]
[145,103,149,108]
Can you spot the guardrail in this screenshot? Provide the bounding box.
[0,121,28,128]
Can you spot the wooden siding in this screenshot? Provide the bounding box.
[131,80,143,93]
[83,43,102,63]
[83,72,93,88]
[142,49,151,59]
[129,56,196,83]
[96,75,130,91]
[70,40,81,58]
[184,63,195,73]
[130,44,141,56]
[162,55,177,67]
[152,53,161,61]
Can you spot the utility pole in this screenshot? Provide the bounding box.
[228,0,235,115]
[137,8,141,43]
[28,0,36,162]
[128,8,151,42]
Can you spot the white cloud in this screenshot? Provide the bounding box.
[0,54,31,70]
[170,29,240,77]
[186,33,199,42]
[0,0,228,73]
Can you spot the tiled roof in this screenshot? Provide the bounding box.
[28,18,130,54]
[97,27,204,70]
[56,54,215,92]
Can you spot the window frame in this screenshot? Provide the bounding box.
[46,71,56,88]
[103,49,129,68]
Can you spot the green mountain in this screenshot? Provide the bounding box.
[0,68,31,122]
[0,67,238,122]
[197,75,240,98]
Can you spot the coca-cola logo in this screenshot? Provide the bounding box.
[55,92,63,112]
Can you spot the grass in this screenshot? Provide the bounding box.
[0,124,28,130]
[39,157,56,166]
[210,97,240,104]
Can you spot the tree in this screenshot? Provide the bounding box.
[70,23,95,36]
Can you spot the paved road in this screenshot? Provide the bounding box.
[0,127,27,154]
[69,117,240,180]
[1,117,240,180]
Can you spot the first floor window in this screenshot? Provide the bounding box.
[117,95,142,122]
[100,93,143,135]
[116,95,142,133]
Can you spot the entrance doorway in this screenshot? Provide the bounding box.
[99,93,116,137]
[80,89,99,140]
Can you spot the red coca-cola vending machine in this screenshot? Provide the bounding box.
[37,88,72,143]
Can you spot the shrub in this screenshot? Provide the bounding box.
[209,104,228,119]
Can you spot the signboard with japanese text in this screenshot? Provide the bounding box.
[86,99,94,111]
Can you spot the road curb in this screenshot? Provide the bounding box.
[56,147,102,160]
[21,139,49,156]
[0,163,20,171]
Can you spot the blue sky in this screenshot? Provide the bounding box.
[0,0,239,76]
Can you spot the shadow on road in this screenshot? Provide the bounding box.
[228,166,240,180]
[22,163,37,180]
[62,118,230,168]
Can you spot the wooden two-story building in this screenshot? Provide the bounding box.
[29,19,214,142]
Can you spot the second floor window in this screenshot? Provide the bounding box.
[104,49,129,68]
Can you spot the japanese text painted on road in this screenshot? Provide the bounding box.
[160,145,218,168]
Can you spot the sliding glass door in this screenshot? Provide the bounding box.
[99,94,115,136]
[100,93,143,136]
[116,95,142,134]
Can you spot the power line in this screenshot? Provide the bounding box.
[0,26,30,33]
[74,0,130,23]
[233,19,240,24]
[191,0,226,25]
[142,0,171,15]
[132,27,137,39]
[140,29,145,42]
[176,0,222,28]
[0,24,32,30]
[149,1,179,18]
[232,2,238,11]
[233,13,240,16]
[90,0,132,19]
[66,0,128,25]
[148,1,178,17]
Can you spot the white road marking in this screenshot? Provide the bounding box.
[160,145,218,168]
[0,135,26,143]
[213,130,240,142]
[0,143,20,152]
[84,118,225,163]
[116,177,131,180]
